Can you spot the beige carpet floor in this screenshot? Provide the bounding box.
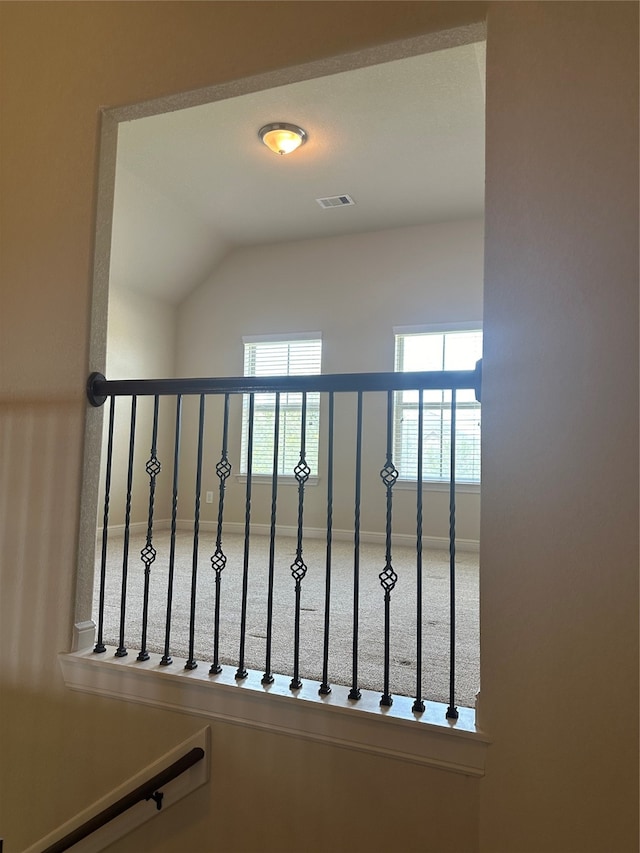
[94,529,479,708]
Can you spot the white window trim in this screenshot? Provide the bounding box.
[241,332,323,478]
[242,331,323,344]
[393,321,483,336]
[393,322,482,486]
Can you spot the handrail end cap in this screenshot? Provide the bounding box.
[87,372,107,407]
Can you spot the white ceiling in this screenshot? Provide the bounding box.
[110,41,486,304]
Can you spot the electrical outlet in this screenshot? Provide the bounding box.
[205,491,214,504]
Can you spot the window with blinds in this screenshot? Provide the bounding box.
[394,326,482,483]
[241,334,322,476]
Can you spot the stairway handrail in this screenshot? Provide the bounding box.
[41,746,205,853]
[87,362,483,407]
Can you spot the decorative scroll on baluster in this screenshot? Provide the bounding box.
[290,392,310,691]
[413,388,425,713]
[379,390,398,706]
[319,392,334,696]
[94,397,115,654]
[116,396,138,658]
[236,393,254,680]
[447,390,459,721]
[262,392,280,685]
[138,396,161,662]
[348,392,363,701]
[160,395,183,667]
[210,394,231,675]
[186,395,206,670]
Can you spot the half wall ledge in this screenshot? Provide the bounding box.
[60,645,489,778]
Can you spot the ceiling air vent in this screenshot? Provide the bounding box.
[316,194,355,209]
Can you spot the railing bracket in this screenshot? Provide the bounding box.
[146,790,164,811]
[87,371,107,407]
[40,746,204,851]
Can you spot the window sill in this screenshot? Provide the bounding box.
[61,635,488,778]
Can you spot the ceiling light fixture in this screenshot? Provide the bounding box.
[258,123,307,156]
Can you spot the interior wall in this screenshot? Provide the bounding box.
[479,3,639,851]
[107,287,176,381]
[176,219,484,543]
[101,286,177,526]
[2,3,637,853]
[0,4,488,852]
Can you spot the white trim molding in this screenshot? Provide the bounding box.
[393,321,483,335]
[61,644,489,778]
[96,522,480,553]
[211,521,480,553]
[242,330,322,344]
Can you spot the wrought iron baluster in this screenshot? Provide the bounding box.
[290,392,310,691]
[379,389,399,707]
[160,395,182,666]
[413,388,425,713]
[262,392,280,685]
[210,394,231,675]
[86,369,479,710]
[447,389,459,720]
[116,396,137,658]
[236,393,254,680]
[186,395,206,670]
[138,395,161,662]
[94,396,115,654]
[319,391,334,696]
[349,392,363,701]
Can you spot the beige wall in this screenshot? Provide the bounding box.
[0,3,487,852]
[107,287,177,382]
[175,219,483,542]
[0,3,637,853]
[101,286,177,526]
[479,2,638,851]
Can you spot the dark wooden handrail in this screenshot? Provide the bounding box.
[42,747,205,853]
[87,362,482,407]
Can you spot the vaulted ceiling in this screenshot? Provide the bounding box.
[110,41,486,304]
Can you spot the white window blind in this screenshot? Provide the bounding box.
[241,335,322,476]
[394,327,482,483]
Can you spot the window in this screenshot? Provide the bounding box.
[394,325,482,483]
[241,334,322,476]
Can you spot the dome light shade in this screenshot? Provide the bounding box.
[259,123,307,155]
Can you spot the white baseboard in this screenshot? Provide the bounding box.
[96,521,170,536]
[97,521,479,553]
[24,727,209,853]
[74,620,97,652]
[191,520,479,553]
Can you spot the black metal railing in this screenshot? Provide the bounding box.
[87,364,481,720]
[42,747,205,853]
